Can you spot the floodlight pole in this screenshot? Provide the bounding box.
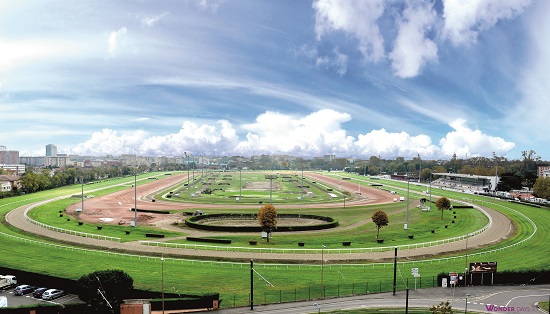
[80,176,84,213]
[134,169,137,227]
[185,152,190,198]
[405,177,410,229]
[393,247,397,296]
[321,245,326,298]
[192,154,195,188]
[161,254,165,314]
[265,174,277,203]
[250,259,254,310]
[429,170,432,209]
[465,233,470,286]
[239,168,242,199]
[301,166,304,199]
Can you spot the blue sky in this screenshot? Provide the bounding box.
[1,0,548,160]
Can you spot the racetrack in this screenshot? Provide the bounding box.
[4,172,514,263]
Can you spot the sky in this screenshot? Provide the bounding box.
[1,0,549,161]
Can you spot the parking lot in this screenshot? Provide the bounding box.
[1,288,83,308]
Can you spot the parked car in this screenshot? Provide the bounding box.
[14,284,36,296]
[42,289,64,301]
[32,287,48,298]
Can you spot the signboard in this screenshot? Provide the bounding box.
[469,262,497,273]
[449,272,458,286]
[411,268,420,277]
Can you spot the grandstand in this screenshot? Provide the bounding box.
[432,173,499,193]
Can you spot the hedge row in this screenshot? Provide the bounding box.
[185,213,338,232]
[186,237,232,244]
[130,208,171,214]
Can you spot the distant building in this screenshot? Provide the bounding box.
[46,144,58,157]
[324,154,336,162]
[538,166,550,177]
[0,164,26,175]
[0,146,20,164]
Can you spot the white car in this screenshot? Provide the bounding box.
[42,289,64,300]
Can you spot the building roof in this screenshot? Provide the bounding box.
[0,175,21,182]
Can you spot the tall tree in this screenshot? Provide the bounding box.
[435,197,451,220]
[371,210,389,239]
[533,177,550,199]
[77,269,134,313]
[258,204,277,242]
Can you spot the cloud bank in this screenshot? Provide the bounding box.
[312,0,532,77]
[70,109,515,159]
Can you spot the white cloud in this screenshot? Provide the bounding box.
[439,119,515,157]
[442,0,532,45]
[315,48,349,76]
[504,0,550,147]
[68,111,516,160]
[355,128,440,159]
[107,27,128,57]
[0,38,76,70]
[71,120,240,157]
[237,109,355,156]
[140,12,169,27]
[313,0,385,62]
[390,2,438,78]
[196,0,225,12]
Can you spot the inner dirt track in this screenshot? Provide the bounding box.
[5,172,514,263]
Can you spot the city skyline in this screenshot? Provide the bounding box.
[2,1,549,160]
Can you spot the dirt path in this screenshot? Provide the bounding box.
[4,172,514,263]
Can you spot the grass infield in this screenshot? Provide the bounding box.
[0,171,548,308]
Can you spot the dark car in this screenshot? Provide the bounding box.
[14,284,36,296]
[33,287,48,298]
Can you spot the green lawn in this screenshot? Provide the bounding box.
[0,171,548,309]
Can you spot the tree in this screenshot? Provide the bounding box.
[371,210,389,239]
[77,269,134,313]
[497,172,523,192]
[435,197,451,220]
[430,301,453,313]
[258,203,277,242]
[533,177,550,199]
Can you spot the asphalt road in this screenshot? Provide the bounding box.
[216,284,550,313]
[0,289,82,308]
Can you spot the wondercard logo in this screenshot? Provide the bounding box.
[485,304,534,312]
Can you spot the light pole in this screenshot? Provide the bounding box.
[265,174,277,203]
[184,152,190,198]
[429,170,432,210]
[465,293,471,313]
[301,166,304,200]
[192,154,195,188]
[161,254,165,314]
[133,169,137,227]
[418,153,422,183]
[200,153,204,179]
[493,152,498,192]
[465,233,470,286]
[239,168,242,200]
[80,176,84,213]
[405,177,410,229]
[321,245,326,298]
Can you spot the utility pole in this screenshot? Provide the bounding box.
[393,247,398,295]
[250,259,254,310]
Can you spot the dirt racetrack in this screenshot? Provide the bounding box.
[67,172,398,227]
[5,172,514,262]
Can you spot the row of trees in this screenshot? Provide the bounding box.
[257,197,451,242]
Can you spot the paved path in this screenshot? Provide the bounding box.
[216,284,550,313]
[3,174,514,263]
